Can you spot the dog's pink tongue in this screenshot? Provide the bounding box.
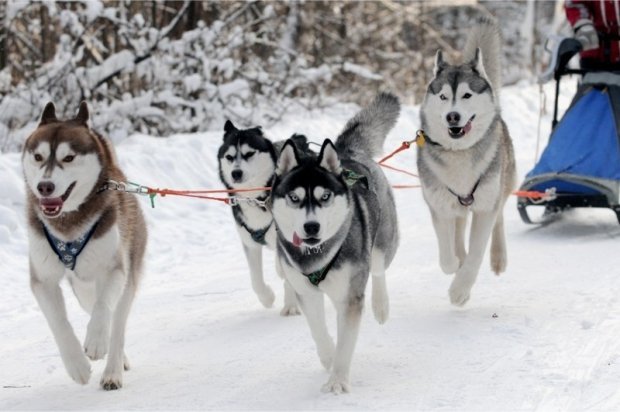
[293,232,303,247]
[464,119,472,134]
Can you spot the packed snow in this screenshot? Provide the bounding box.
[2,80,620,411]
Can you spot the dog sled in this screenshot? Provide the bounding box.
[517,37,620,224]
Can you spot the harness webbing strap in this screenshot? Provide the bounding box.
[448,179,481,207]
[42,222,99,270]
[303,247,342,286]
[239,219,273,245]
[342,168,368,188]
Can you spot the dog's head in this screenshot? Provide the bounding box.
[421,49,498,150]
[271,139,350,250]
[22,102,105,219]
[218,120,277,190]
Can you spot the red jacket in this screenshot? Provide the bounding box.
[565,0,620,63]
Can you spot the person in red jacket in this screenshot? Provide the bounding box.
[565,0,620,71]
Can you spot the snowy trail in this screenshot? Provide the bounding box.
[2,81,620,410]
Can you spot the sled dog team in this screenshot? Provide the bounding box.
[22,19,515,392]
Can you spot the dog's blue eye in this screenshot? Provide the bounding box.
[320,192,331,202]
[439,94,448,101]
[288,193,300,203]
[225,155,234,162]
[462,93,472,99]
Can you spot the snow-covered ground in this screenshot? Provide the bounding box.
[2,80,620,411]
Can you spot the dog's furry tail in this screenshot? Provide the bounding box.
[462,16,502,94]
[336,92,400,158]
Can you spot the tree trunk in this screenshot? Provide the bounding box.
[0,0,6,71]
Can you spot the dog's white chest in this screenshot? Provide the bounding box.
[72,226,121,281]
[421,142,501,214]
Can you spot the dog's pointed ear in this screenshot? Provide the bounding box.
[433,50,447,77]
[276,140,299,175]
[75,101,89,125]
[39,102,57,125]
[469,48,488,79]
[224,120,237,135]
[318,139,341,175]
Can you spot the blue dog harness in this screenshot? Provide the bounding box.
[42,222,99,270]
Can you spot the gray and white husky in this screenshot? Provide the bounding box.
[418,17,516,306]
[218,121,310,315]
[271,93,400,393]
[22,102,147,389]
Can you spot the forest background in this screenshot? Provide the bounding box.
[0,0,565,151]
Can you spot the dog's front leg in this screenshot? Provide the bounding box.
[276,258,300,316]
[30,273,91,384]
[297,291,335,371]
[84,267,124,361]
[455,215,468,263]
[322,297,363,394]
[101,272,137,390]
[430,211,460,274]
[243,244,275,308]
[370,249,389,324]
[449,210,497,306]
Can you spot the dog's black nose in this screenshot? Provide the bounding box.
[446,112,461,125]
[37,181,55,197]
[304,221,320,236]
[231,170,243,181]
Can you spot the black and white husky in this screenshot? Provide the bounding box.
[270,93,400,393]
[22,102,147,389]
[418,17,516,306]
[218,121,310,315]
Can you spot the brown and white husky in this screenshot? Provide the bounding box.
[22,102,147,390]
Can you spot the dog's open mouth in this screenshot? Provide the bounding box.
[293,232,320,247]
[39,182,76,218]
[448,115,476,139]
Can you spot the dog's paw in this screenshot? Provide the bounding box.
[372,292,389,324]
[440,255,461,275]
[100,376,122,391]
[280,304,301,317]
[123,353,131,371]
[449,278,473,307]
[63,351,92,385]
[100,368,123,391]
[449,287,471,307]
[490,252,507,275]
[84,325,109,361]
[321,375,351,394]
[256,286,276,308]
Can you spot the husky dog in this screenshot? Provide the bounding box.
[22,102,147,390]
[218,121,310,315]
[271,93,400,393]
[418,17,516,306]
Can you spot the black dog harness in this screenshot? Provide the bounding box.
[303,247,342,286]
[232,193,272,246]
[238,219,273,245]
[42,222,99,270]
[448,179,481,207]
